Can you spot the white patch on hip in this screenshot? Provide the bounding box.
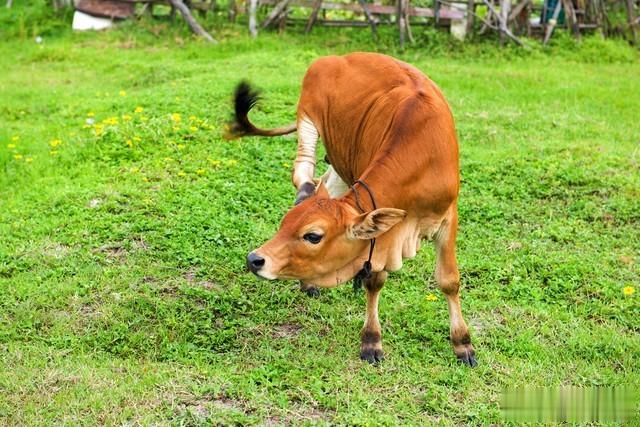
[293,116,318,190]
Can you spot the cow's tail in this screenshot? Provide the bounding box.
[224,81,297,140]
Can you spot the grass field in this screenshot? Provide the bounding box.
[1,17,639,425]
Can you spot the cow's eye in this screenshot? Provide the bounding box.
[303,232,323,244]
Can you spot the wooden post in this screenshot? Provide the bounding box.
[249,0,258,36]
[397,0,406,49]
[305,0,323,34]
[543,0,562,44]
[166,0,218,43]
[466,0,475,35]
[357,0,379,40]
[499,0,510,46]
[262,0,292,28]
[561,0,581,39]
[626,0,638,44]
[482,0,526,45]
[404,0,414,43]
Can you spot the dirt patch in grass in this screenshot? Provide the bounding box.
[271,323,303,339]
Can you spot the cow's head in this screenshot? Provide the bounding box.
[247,184,406,287]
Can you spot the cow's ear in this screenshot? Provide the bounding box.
[315,181,329,199]
[348,208,406,240]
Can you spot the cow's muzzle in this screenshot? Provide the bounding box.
[246,251,266,274]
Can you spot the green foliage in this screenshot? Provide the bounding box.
[0,0,73,39]
[0,24,639,426]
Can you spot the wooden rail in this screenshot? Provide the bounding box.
[256,0,464,20]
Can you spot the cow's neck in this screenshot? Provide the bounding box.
[339,173,425,275]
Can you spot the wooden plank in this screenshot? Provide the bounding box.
[561,0,581,39]
[357,0,379,40]
[262,0,292,28]
[482,0,526,45]
[258,0,464,20]
[508,0,529,22]
[304,0,323,33]
[543,0,562,44]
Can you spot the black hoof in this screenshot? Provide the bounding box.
[360,347,384,364]
[456,349,478,368]
[303,286,320,297]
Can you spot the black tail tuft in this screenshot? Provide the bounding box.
[226,81,260,139]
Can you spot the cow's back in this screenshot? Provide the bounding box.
[297,53,459,213]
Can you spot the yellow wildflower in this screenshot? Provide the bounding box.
[50,139,61,148]
[103,117,118,125]
[133,136,141,142]
[425,294,438,302]
[13,154,23,160]
[25,157,33,163]
[11,136,19,142]
[126,139,133,147]
[50,150,58,156]
[282,162,290,168]
[189,115,197,121]
[87,112,95,117]
[140,116,149,122]
[189,126,198,132]
[134,106,143,113]
[164,157,174,162]
[122,114,132,122]
[119,90,126,97]
[130,167,139,173]
[177,144,185,150]
[142,176,149,182]
[226,159,238,166]
[209,159,221,167]
[196,169,205,175]
[623,286,635,296]
[83,124,91,129]
[177,171,187,177]
[7,144,16,149]
[172,126,181,131]
[171,113,181,123]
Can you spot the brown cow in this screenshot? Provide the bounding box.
[227,52,476,366]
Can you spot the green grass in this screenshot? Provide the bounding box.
[1,19,639,425]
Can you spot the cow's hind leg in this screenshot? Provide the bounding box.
[434,207,477,367]
[360,271,387,364]
[292,116,319,204]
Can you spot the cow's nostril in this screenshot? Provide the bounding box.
[247,252,265,272]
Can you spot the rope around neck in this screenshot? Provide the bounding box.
[351,180,377,290]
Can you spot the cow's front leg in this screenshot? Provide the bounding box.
[360,271,387,364]
[435,207,477,367]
